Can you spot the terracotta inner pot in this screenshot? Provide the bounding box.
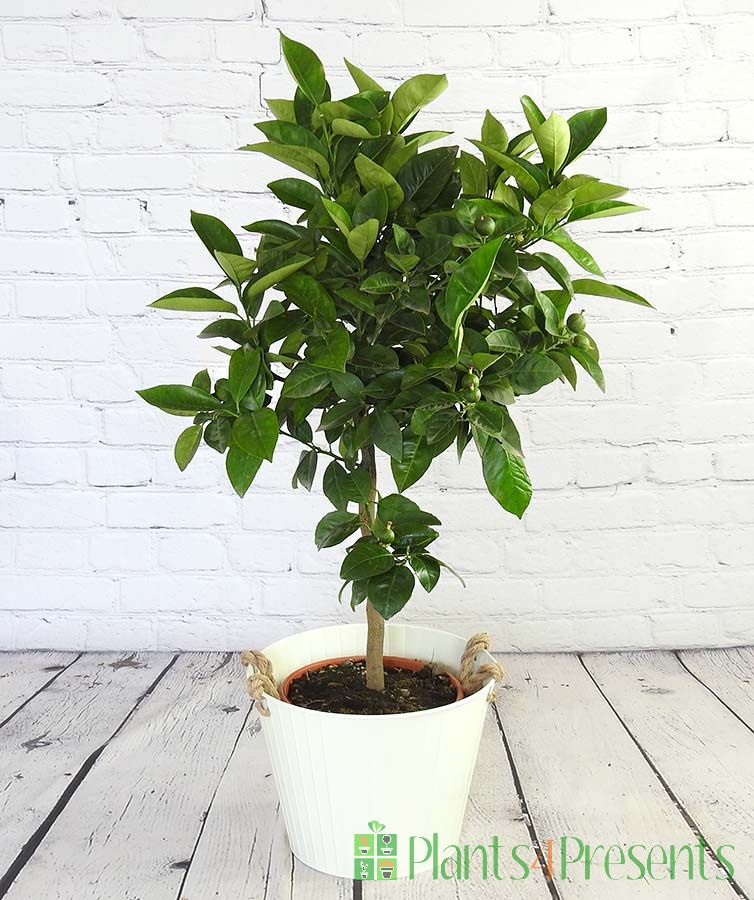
[280,654,464,704]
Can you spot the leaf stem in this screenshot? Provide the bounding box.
[279,428,345,462]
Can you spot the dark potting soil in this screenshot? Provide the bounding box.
[287,659,458,715]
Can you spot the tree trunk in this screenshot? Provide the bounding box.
[360,444,385,692]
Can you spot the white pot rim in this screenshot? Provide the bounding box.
[254,621,496,723]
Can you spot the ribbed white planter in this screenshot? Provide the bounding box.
[248,622,496,879]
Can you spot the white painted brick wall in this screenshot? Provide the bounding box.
[1,0,753,653]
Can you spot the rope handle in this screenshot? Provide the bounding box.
[459,632,505,702]
[240,649,279,717]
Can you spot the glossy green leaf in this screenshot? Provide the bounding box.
[281,272,337,322]
[545,227,603,277]
[572,278,653,308]
[229,347,261,404]
[410,554,441,593]
[347,218,379,263]
[239,142,329,180]
[215,251,255,289]
[344,57,383,92]
[568,346,605,391]
[315,511,361,549]
[226,445,262,498]
[137,384,222,413]
[254,119,326,156]
[204,416,231,453]
[340,541,395,581]
[442,236,504,334]
[354,187,389,228]
[354,154,404,210]
[509,354,562,394]
[174,424,202,472]
[244,255,311,301]
[321,197,352,236]
[459,151,488,196]
[568,200,646,223]
[533,112,570,173]
[281,362,331,399]
[232,408,279,462]
[307,323,351,371]
[370,409,403,460]
[292,448,317,491]
[530,188,573,229]
[268,177,321,210]
[481,438,532,518]
[280,32,327,104]
[481,109,508,153]
[564,107,607,167]
[396,147,456,209]
[391,429,433,492]
[192,369,211,392]
[149,288,238,314]
[520,95,545,130]
[391,73,448,133]
[534,252,573,296]
[266,98,296,123]
[190,211,242,258]
[487,329,521,353]
[367,564,415,619]
[471,143,548,198]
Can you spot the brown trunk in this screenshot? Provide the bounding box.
[359,444,385,692]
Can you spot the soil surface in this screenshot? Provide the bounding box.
[286,658,459,715]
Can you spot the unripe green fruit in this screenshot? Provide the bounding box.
[567,312,587,333]
[461,371,480,390]
[474,215,496,236]
[573,333,592,351]
[383,524,395,543]
[461,385,482,404]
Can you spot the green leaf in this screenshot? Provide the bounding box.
[321,197,352,236]
[318,400,362,432]
[344,58,383,92]
[149,288,238,314]
[549,349,578,390]
[281,272,337,323]
[564,107,607,167]
[330,370,364,400]
[354,187,389,228]
[396,147,456,209]
[229,347,261,405]
[509,354,562,394]
[391,73,448,133]
[239,142,329,180]
[361,271,403,294]
[520,95,546,130]
[347,218,379,263]
[244,255,311,302]
[482,439,532,518]
[572,278,653,308]
[530,188,573,229]
[533,112,570,173]
[481,109,508,153]
[370,409,403,460]
[315,511,361,549]
[174,424,202,472]
[282,362,331,398]
[232,408,279,462]
[254,119,326,156]
[215,251,254,289]
[280,31,327,104]
[410,554,441,593]
[568,346,605,391]
[192,369,211,392]
[391,429,433,492]
[545,227,603,277]
[354,154,404,210]
[190,211,242,258]
[568,200,646,223]
[459,151,488,196]
[441,236,504,334]
[471,143,548,198]
[367,565,415,619]
[570,181,628,205]
[331,118,372,138]
[292,448,317,491]
[137,384,222,413]
[323,460,362,509]
[226,445,262,498]
[341,541,395,581]
[266,98,296,123]
[487,329,521,353]
[307,323,351,372]
[204,416,231,453]
[268,177,322,210]
[533,252,573,296]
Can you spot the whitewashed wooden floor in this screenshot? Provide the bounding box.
[1,649,753,899]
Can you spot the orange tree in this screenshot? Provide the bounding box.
[139,34,650,690]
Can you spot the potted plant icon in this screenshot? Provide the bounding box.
[357,835,371,855]
[379,858,396,880]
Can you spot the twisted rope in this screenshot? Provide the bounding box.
[240,650,279,717]
[459,632,505,701]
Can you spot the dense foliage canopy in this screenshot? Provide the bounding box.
[139,33,650,621]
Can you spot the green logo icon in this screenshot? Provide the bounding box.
[353,820,397,879]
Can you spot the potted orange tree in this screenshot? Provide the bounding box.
[139,33,649,878]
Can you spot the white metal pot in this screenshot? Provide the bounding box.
[248,622,496,879]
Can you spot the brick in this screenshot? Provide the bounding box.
[0,0,108,15]
[71,24,139,61]
[714,444,754,482]
[117,0,252,17]
[267,0,401,24]
[97,112,165,150]
[0,70,111,107]
[90,532,152,571]
[214,23,281,63]
[74,155,193,190]
[0,113,24,148]
[685,62,754,102]
[495,30,561,67]
[4,196,73,233]
[0,492,104,528]
[2,323,110,361]
[117,70,257,108]
[575,448,645,488]
[120,574,254,613]
[17,533,87,571]
[87,448,152,487]
[158,533,225,570]
[354,31,427,68]
[640,24,705,60]
[16,448,85,484]
[405,0,540,25]
[107,492,236,528]
[6,405,99,444]
[0,576,117,612]
[25,111,95,149]
[549,0,679,20]
[143,24,212,61]
[0,153,57,191]
[0,365,68,400]
[16,281,85,317]
[544,67,679,108]
[80,197,141,233]
[2,24,69,60]
[648,445,714,483]
[568,28,635,64]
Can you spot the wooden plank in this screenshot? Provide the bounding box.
[584,650,754,897]
[0,652,79,725]
[364,705,550,899]
[496,653,737,898]
[679,646,754,731]
[0,652,171,891]
[4,653,248,900]
[177,713,353,900]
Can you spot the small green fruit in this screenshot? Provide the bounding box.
[461,371,480,390]
[383,523,395,544]
[461,385,482,404]
[573,333,592,351]
[474,215,496,236]
[567,312,586,333]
